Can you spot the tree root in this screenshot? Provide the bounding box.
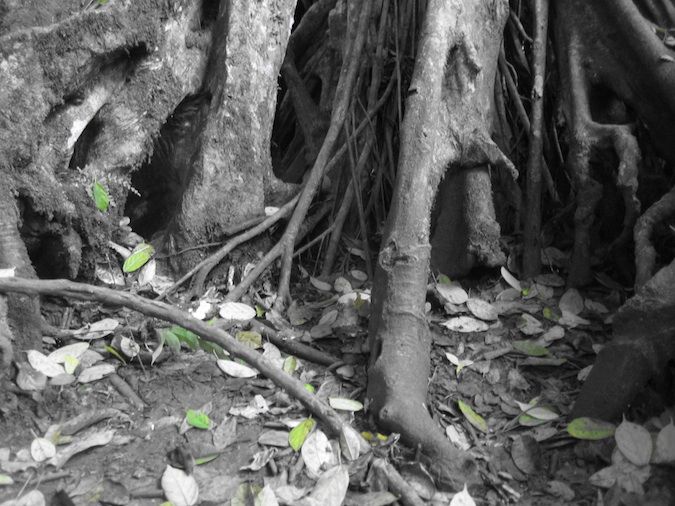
[634,186,675,289]
[157,194,300,301]
[274,0,375,310]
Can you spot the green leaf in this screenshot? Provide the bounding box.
[567,417,616,440]
[92,180,109,212]
[543,306,558,321]
[283,356,297,374]
[186,409,211,430]
[0,474,14,485]
[160,328,182,353]
[170,326,200,350]
[255,305,266,318]
[98,0,109,5]
[438,274,452,284]
[199,340,227,358]
[518,412,549,427]
[104,345,126,364]
[512,340,550,357]
[458,400,488,433]
[521,287,530,296]
[194,453,220,465]
[289,418,316,451]
[235,330,262,349]
[303,383,315,394]
[123,243,155,273]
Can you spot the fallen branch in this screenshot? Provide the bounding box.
[0,277,349,437]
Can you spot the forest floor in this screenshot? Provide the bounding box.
[0,258,674,506]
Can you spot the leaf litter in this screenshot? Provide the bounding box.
[2,264,674,506]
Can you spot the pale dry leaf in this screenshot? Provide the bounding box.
[26,350,65,378]
[301,430,334,476]
[436,282,469,305]
[161,464,199,506]
[500,267,522,291]
[219,302,256,321]
[49,430,115,468]
[559,288,584,315]
[450,484,476,506]
[30,438,56,462]
[47,343,89,363]
[441,316,489,333]
[78,363,116,383]
[217,359,257,378]
[466,298,498,321]
[652,421,675,464]
[305,465,349,506]
[615,419,653,466]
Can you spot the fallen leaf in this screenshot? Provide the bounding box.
[301,430,334,476]
[466,298,498,321]
[161,464,199,506]
[500,267,522,291]
[219,302,256,322]
[652,421,675,464]
[458,400,488,433]
[289,418,316,451]
[437,281,468,305]
[615,418,652,466]
[441,317,489,333]
[217,359,258,378]
[305,465,349,506]
[78,363,116,383]
[309,277,333,292]
[450,484,476,506]
[26,350,65,378]
[329,398,363,412]
[567,417,615,440]
[30,438,56,462]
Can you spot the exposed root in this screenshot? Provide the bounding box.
[634,185,675,288]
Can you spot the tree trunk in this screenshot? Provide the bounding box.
[367,0,513,489]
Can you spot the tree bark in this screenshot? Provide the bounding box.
[368,0,513,490]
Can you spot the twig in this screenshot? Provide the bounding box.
[0,278,352,438]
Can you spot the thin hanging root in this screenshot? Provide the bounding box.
[274,0,376,311]
[522,0,549,278]
[321,137,375,277]
[219,79,394,305]
[498,50,559,203]
[156,194,300,301]
[321,0,390,278]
